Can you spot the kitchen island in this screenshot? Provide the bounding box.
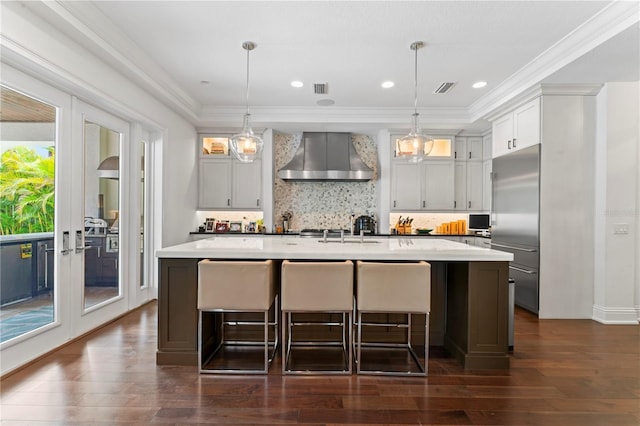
[156,236,513,370]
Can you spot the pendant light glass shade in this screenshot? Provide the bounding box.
[230,113,263,162]
[398,41,434,163]
[230,41,263,163]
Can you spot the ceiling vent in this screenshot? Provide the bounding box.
[433,82,456,94]
[314,83,329,94]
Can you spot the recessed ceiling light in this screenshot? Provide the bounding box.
[381,81,395,89]
[472,81,487,89]
[291,81,304,88]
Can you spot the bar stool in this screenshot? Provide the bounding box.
[197,259,278,374]
[281,260,353,375]
[355,260,431,376]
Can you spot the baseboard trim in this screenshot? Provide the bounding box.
[592,304,639,324]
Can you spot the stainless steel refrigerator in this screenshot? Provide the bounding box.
[491,144,540,314]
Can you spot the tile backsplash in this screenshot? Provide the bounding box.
[274,132,378,231]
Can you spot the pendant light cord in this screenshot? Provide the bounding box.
[413,44,418,115]
[245,46,251,115]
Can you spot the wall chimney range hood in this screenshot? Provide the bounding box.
[278,132,373,182]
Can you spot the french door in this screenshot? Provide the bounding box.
[1,65,152,374]
[69,99,130,335]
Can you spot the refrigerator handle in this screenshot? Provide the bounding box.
[491,242,537,252]
[509,265,536,275]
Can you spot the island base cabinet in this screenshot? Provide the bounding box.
[157,258,199,365]
[156,258,508,370]
[444,261,510,370]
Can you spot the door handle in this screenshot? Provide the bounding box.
[512,138,517,148]
[61,231,71,255]
[508,140,512,150]
[256,199,260,207]
[509,265,536,275]
[491,242,537,252]
[468,201,471,208]
[75,230,84,253]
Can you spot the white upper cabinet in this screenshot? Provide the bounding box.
[492,97,541,158]
[513,98,541,150]
[483,160,492,211]
[391,162,422,210]
[467,137,484,161]
[454,161,483,211]
[232,160,262,209]
[390,161,454,211]
[422,161,455,210]
[199,159,232,209]
[465,161,483,211]
[198,134,263,210]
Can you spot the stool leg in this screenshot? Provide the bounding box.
[425,313,429,376]
[281,310,287,373]
[264,309,269,373]
[347,311,352,374]
[357,311,363,374]
[269,295,279,364]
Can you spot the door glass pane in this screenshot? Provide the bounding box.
[84,121,120,310]
[0,86,56,342]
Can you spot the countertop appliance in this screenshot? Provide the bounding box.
[353,215,376,235]
[491,144,540,314]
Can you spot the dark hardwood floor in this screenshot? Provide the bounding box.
[1,302,639,425]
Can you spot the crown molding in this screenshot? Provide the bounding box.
[470,0,639,122]
[196,106,472,128]
[36,0,200,122]
[484,83,603,122]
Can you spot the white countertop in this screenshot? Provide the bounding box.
[156,236,513,262]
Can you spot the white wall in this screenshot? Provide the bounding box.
[539,95,596,319]
[1,2,198,248]
[592,82,640,324]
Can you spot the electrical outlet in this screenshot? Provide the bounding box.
[613,223,629,235]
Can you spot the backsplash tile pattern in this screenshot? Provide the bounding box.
[274,132,378,231]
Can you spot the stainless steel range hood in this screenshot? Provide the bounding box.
[97,156,119,179]
[278,132,373,181]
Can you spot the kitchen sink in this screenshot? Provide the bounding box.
[317,239,380,244]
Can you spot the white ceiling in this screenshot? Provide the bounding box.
[25,1,640,133]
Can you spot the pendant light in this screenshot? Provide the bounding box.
[397,41,434,163]
[229,41,263,163]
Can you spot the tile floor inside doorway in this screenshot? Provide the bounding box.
[0,287,119,343]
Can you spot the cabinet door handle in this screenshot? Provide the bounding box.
[256,199,260,207]
[468,151,471,159]
[508,140,512,150]
[227,198,230,206]
[393,200,397,208]
[454,201,457,209]
[454,151,457,159]
[468,201,471,208]
[422,200,426,208]
[512,138,517,148]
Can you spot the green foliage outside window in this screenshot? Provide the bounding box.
[0,146,55,235]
